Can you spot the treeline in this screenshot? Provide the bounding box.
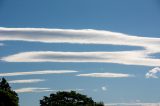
[0,78,104,106]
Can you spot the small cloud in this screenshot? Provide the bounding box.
[77,72,134,78]
[0,43,4,46]
[101,86,107,91]
[0,70,78,77]
[146,67,160,78]
[9,79,45,84]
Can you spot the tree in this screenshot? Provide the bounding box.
[0,78,19,106]
[40,91,104,106]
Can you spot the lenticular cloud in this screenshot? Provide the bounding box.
[77,72,133,78]
[1,51,160,66]
[0,27,160,53]
[0,27,160,66]
[0,70,78,77]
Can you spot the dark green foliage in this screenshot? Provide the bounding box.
[40,91,104,106]
[0,78,19,106]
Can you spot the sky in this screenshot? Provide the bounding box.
[0,0,160,106]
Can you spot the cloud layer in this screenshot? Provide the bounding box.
[0,27,160,66]
[77,72,133,78]
[146,67,160,78]
[0,70,78,77]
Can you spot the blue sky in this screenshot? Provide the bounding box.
[0,0,160,106]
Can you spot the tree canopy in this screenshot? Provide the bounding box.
[40,91,104,106]
[0,78,19,106]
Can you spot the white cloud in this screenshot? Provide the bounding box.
[0,27,160,52]
[77,72,133,78]
[14,87,52,93]
[106,103,160,106]
[1,51,160,66]
[9,79,45,84]
[146,67,160,78]
[0,70,78,77]
[0,27,160,66]
[14,87,84,93]
[101,86,107,91]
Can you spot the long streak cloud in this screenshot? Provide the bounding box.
[9,79,45,84]
[1,51,160,66]
[77,72,133,78]
[0,27,160,52]
[0,70,78,77]
[0,27,160,66]
[14,87,53,93]
[15,87,84,93]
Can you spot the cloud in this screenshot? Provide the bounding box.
[77,72,133,78]
[0,43,4,46]
[146,67,160,78]
[106,103,160,106]
[14,87,84,93]
[0,27,160,53]
[0,27,160,52]
[0,70,78,77]
[14,87,52,93]
[9,79,45,84]
[57,88,84,92]
[1,51,160,66]
[0,27,160,51]
[101,86,107,91]
[0,27,160,66]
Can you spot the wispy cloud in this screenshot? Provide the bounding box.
[1,51,160,66]
[0,70,78,77]
[14,87,84,93]
[9,79,45,84]
[77,72,133,78]
[146,67,160,78]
